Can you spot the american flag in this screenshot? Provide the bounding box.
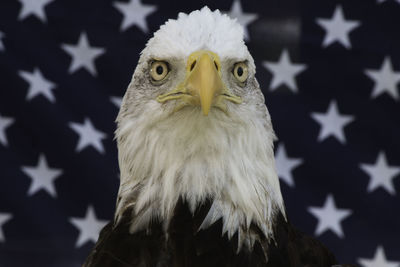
[0,0,399,266]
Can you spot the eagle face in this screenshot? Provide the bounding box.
[121,6,260,117]
[115,7,285,251]
[156,49,243,116]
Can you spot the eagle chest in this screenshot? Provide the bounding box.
[84,200,285,267]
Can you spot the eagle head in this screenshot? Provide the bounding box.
[115,6,286,250]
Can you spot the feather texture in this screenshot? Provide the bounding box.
[84,200,340,267]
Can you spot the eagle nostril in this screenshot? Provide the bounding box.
[190,60,197,71]
[214,61,218,70]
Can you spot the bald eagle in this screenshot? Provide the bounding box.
[83,7,348,267]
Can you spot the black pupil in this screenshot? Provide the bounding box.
[237,66,243,77]
[156,65,164,75]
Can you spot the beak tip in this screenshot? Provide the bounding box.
[202,108,210,116]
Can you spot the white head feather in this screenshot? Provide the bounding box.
[142,7,250,63]
[115,6,286,250]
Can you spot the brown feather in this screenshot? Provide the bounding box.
[83,199,353,267]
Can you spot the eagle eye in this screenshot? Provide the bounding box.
[232,62,248,83]
[150,61,169,81]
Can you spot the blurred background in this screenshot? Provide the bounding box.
[0,0,400,266]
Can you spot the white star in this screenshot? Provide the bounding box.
[311,101,354,144]
[114,0,157,33]
[316,5,361,49]
[17,0,54,22]
[62,33,105,76]
[18,68,56,103]
[365,57,400,100]
[275,144,303,187]
[226,0,258,41]
[0,31,4,51]
[0,114,14,147]
[0,212,12,242]
[358,246,400,267]
[360,152,400,195]
[110,96,122,108]
[69,118,107,154]
[308,194,352,238]
[70,205,108,248]
[21,154,63,197]
[262,50,307,92]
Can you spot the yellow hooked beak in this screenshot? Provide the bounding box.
[156,50,242,116]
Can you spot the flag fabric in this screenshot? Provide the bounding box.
[0,0,399,266]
